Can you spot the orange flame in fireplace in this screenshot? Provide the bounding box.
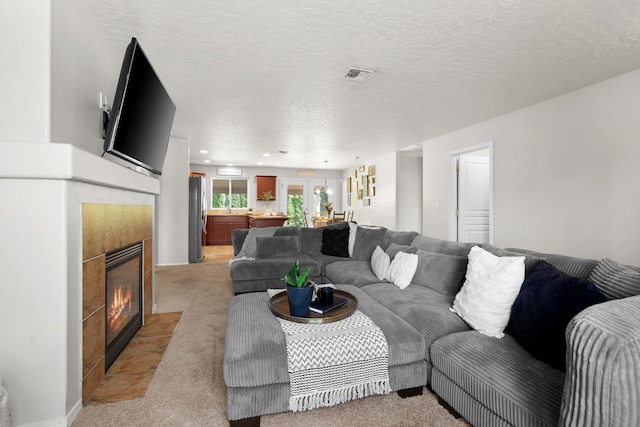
[108,285,133,332]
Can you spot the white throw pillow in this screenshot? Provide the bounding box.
[385,252,419,289]
[348,222,358,257]
[450,246,525,338]
[371,245,391,281]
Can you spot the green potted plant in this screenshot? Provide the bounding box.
[325,201,333,217]
[261,191,273,216]
[283,260,313,317]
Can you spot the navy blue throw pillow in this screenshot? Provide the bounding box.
[507,261,607,371]
[321,227,350,257]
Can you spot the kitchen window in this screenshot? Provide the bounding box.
[211,178,248,209]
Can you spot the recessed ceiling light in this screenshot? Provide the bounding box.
[263,153,270,157]
[227,163,233,166]
[204,160,211,163]
[200,150,208,154]
[257,162,264,165]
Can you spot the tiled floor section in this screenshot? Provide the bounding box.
[86,312,182,405]
[202,245,234,262]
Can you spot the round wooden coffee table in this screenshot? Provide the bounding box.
[269,289,358,324]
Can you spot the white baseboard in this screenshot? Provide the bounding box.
[17,417,67,427]
[155,262,189,267]
[66,400,82,426]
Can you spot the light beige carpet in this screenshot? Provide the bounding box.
[72,261,470,427]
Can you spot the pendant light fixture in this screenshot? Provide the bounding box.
[315,160,333,195]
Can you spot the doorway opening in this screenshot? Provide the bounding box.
[283,181,308,227]
[281,178,337,227]
[448,141,493,244]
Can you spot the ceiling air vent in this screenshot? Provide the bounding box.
[344,68,374,82]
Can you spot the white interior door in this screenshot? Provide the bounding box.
[457,155,490,243]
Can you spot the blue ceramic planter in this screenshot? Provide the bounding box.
[287,284,313,317]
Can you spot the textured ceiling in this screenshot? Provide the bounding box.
[85,0,640,170]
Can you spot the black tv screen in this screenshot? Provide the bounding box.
[104,38,176,175]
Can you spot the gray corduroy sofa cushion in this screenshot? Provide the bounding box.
[298,227,323,255]
[431,331,565,427]
[411,234,475,257]
[383,230,419,249]
[361,283,470,362]
[385,243,418,259]
[351,226,387,261]
[224,292,290,387]
[587,258,640,300]
[481,244,543,273]
[224,285,427,388]
[506,247,598,279]
[561,295,640,427]
[230,255,320,282]
[255,235,300,258]
[340,285,427,368]
[411,249,468,297]
[232,226,300,256]
[325,260,382,287]
[430,369,512,427]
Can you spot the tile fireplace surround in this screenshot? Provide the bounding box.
[81,203,153,403]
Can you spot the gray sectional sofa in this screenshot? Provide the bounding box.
[224,223,640,426]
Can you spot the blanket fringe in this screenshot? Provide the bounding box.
[290,380,392,412]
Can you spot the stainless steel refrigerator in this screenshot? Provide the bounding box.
[189,176,207,263]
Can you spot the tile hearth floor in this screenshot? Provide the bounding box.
[86,312,182,405]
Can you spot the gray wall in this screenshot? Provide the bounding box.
[396,151,423,233]
[51,0,121,151]
[423,68,640,266]
[157,137,190,265]
[341,151,401,229]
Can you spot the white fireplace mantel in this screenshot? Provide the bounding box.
[0,141,160,195]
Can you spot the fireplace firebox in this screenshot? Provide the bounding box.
[105,242,143,370]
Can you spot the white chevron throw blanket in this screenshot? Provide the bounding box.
[269,290,391,412]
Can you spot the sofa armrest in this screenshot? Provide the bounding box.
[231,228,249,256]
[560,295,640,427]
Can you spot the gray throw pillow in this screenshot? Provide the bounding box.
[274,226,300,237]
[382,230,419,249]
[481,245,543,274]
[352,226,387,261]
[506,247,598,279]
[385,243,417,260]
[256,236,301,258]
[299,228,323,255]
[412,249,468,296]
[588,258,640,300]
[410,235,474,257]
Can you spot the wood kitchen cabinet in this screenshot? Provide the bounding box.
[205,215,249,245]
[247,214,289,228]
[256,175,277,201]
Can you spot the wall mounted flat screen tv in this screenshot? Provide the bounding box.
[103,37,176,175]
